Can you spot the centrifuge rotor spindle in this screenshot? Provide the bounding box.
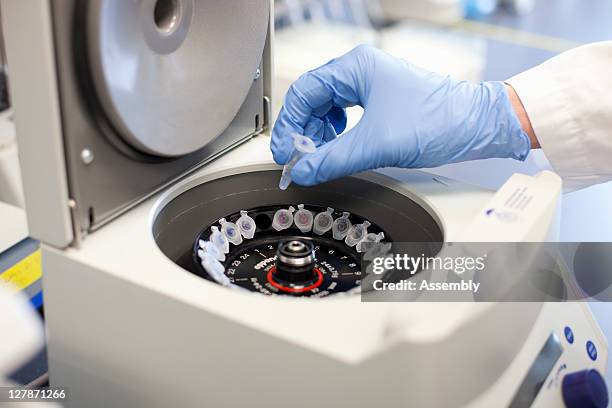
[273,239,317,284]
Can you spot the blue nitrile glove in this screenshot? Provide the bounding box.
[271,45,530,186]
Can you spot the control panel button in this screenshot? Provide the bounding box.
[564,326,574,344]
[586,340,598,361]
[562,369,609,408]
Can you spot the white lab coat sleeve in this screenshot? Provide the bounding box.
[507,41,612,192]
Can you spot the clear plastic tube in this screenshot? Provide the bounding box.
[364,253,395,280]
[356,232,384,253]
[272,206,295,231]
[279,134,317,190]
[200,253,231,286]
[363,241,393,261]
[220,218,243,246]
[210,226,230,254]
[332,212,352,240]
[200,253,224,276]
[294,204,314,233]
[345,221,371,247]
[313,207,334,235]
[198,239,226,262]
[236,210,256,239]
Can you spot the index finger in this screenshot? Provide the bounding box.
[271,61,360,164]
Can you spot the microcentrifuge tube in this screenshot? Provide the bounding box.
[345,221,371,247]
[278,134,317,190]
[210,226,230,254]
[294,204,314,233]
[272,206,295,231]
[200,253,231,286]
[313,207,334,235]
[363,242,393,261]
[236,210,256,239]
[220,218,243,246]
[200,252,225,278]
[356,232,384,253]
[364,253,395,277]
[198,239,226,262]
[332,212,352,240]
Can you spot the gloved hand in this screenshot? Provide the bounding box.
[271,45,531,186]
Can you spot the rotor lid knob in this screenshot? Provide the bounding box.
[273,240,317,285]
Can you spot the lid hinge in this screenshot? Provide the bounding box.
[263,95,271,132]
[68,199,83,249]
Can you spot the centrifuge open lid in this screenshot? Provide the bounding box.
[3,0,272,248]
[86,0,270,157]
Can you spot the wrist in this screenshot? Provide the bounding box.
[468,81,531,162]
[504,83,540,149]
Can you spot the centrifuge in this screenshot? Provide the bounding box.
[3,1,608,407]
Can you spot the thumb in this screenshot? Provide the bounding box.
[291,123,378,186]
